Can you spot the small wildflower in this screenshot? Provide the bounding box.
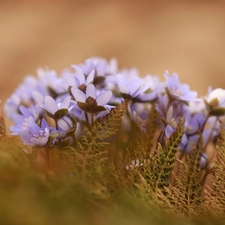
[37,95,71,120]
[20,119,52,147]
[164,71,199,104]
[71,84,112,114]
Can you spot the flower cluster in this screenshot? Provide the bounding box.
[4,57,225,169]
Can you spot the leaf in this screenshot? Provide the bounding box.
[54,108,69,120]
[77,101,93,113]
[75,101,128,178]
[210,107,225,116]
[166,133,205,218]
[209,97,219,109]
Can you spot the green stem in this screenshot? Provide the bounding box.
[85,112,90,130]
[91,113,95,126]
[55,119,62,160]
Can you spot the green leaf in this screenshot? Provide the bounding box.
[209,97,219,109]
[54,108,68,120]
[93,106,106,113]
[77,101,93,113]
[210,107,225,116]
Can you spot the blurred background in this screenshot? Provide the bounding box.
[1,0,225,107]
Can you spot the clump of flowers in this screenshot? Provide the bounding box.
[4,57,224,168]
[3,57,225,223]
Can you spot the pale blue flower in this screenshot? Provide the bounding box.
[37,95,71,119]
[4,76,39,118]
[10,106,37,135]
[116,72,158,101]
[71,84,112,114]
[72,57,117,76]
[164,71,198,103]
[63,69,94,91]
[20,119,51,146]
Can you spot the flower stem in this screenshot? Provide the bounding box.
[91,113,95,126]
[55,119,62,160]
[85,112,90,130]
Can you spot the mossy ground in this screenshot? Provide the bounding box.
[0,136,224,225]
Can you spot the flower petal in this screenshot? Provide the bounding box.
[65,73,77,87]
[118,84,129,94]
[28,122,40,135]
[76,70,85,85]
[86,70,95,85]
[71,87,86,102]
[86,84,96,99]
[60,96,71,110]
[20,132,33,145]
[31,136,48,146]
[96,91,112,106]
[96,60,106,75]
[44,96,58,115]
[165,125,174,138]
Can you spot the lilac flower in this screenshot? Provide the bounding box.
[156,94,185,137]
[10,106,37,135]
[4,76,39,118]
[185,112,206,135]
[164,105,178,138]
[71,84,112,114]
[20,119,52,146]
[164,71,199,104]
[116,72,158,102]
[63,69,94,92]
[37,95,71,120]
[36,67,65,96]
[72,57,118,76]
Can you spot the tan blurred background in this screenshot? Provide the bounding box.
[1,0,225,108]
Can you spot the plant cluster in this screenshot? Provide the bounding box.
[2,57,225,224]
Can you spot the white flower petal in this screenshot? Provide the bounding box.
[207,88,225,106]
[86,70,95,85]
[76,70,85,85]
[96,91,112,106]
[58,118,71,131]
[118,84,129,94]
[86,84,96,99]
[65,73,76,87]
[44,96,58,114]
[96,60,106,75]
[60,96,71,110]
[71,87,86,102]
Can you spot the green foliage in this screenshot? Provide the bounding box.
[74,101,127,179]
[165,141,204,218]
[0,109,5,139]
[205,122,225,218]
[2,106,225,224]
